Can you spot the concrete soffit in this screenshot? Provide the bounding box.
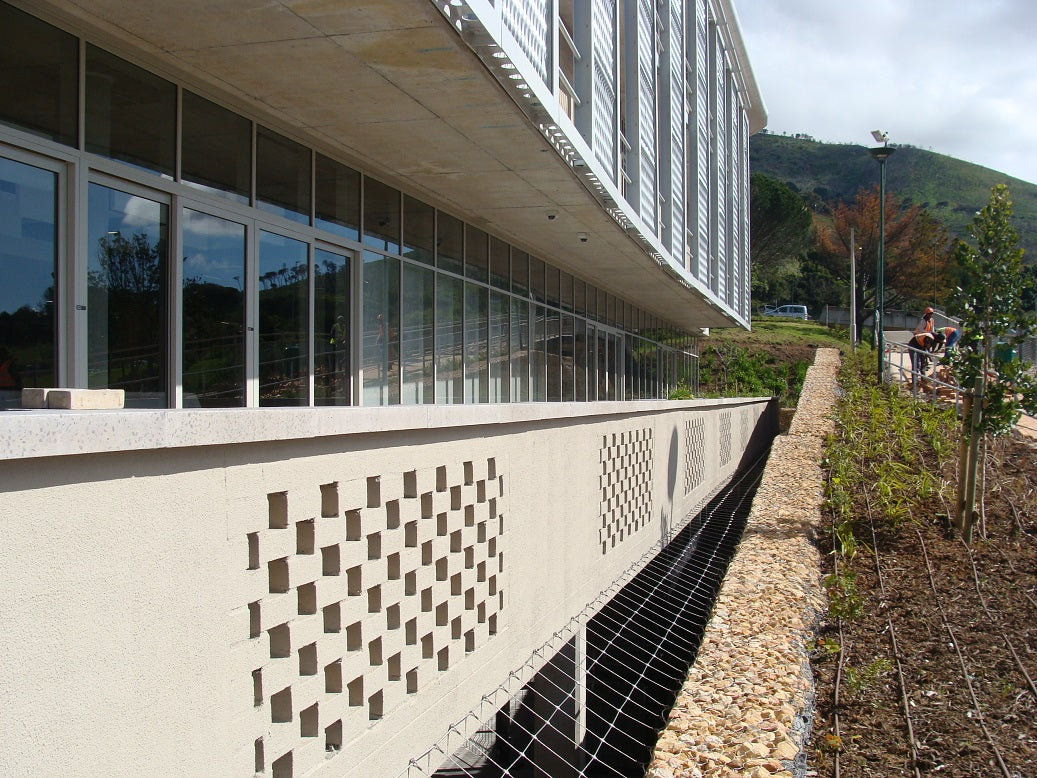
[21,0,750,330]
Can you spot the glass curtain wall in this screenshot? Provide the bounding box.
[315,248,350,406]
[258,231,308,405]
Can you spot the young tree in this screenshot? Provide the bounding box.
[814,186,952,341]
[947,184,1037,541]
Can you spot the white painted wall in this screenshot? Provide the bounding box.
[0,398,775,778]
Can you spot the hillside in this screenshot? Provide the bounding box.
[750,133,1037,260]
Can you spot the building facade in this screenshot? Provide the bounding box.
[0,1,767,776]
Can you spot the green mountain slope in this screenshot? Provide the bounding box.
[749,133,1037,261]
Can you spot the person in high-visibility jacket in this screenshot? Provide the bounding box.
[909,307,936,375]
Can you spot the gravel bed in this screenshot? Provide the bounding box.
[648,347,841,778]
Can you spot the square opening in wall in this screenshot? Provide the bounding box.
[437,646,449,671]
[388,652,401,682]
[346,566,362,596]
[464,505,474,527]
[299,643,317,676]
[247,533,259,570]
[346,510,362,541]
[300,703,318,737]
[451,616,461,640]
[298,582,316,615]
[271,750,292,778]
[436,465,447,492]
[403,470,417,499]
[322,545,341,577]
[367,532,381,560]
[386,603,400,630]
[420,492,433,519]
[465,629,475,653]
[269,557,290,593]
[488,614,498,635]
[436,557,448,581]
[405,618,417,645]
[366,476,381,508]
[386,500,400,529]
[421,633,433,659]
[407,668,418,694]
[421,588,432,612]
[325,660,342,694]
[437,513,448,536]
[450,486,461,511]
[451,573,462,597]
[347,677,363,707]
[465,588,475,610]
[436,602,448,627]
[269,623,291,659]
[404,521,417,547]
[450,530,462,553]
[387,553,400,580]
[405,571,416,596]
[254,738,264,773]
[463,460,473,485]
[368,637,382,666]
[323,602,341,634]
[249,601,261,638]
[477,602,486,623]
[268,492,288,530]
[271,687,292,723]
[368,690,383,721]
[367,585,381,613]
[320,482,339,518]
[346,622,362,652]
[325,720,342,754]
[253,668,263,707]
[421,541,433,566]
[296,520,315,555]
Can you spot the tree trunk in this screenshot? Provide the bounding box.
[961,372,986,543]
[955,394,972,533]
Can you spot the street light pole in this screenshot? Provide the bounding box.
[869,135,895,382]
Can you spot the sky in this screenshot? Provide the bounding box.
[734,0,1037,185]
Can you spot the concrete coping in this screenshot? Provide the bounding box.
[0,396,772,461]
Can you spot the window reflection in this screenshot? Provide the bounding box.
[182,92,251,204]
[315,154,360,241]
[401,263,434,403]
[0,156,57,408]
[436,213,463,276]
[363,179,401,254]
[489,290,509,403]
[532,305,547,401]
[258,231,308,405]
[87,183,168,407]
[182,209,245,407]
[363,252,400,406]
[464,283,488,403]
[257,127,311,224]
[402,196,434,265]
[86,45,175,176]
[315,248,351,406]
[547,308,561,401]
[0,4,78,146]
[510,299,529,402]
[435,275,463,404]
[489,236,510,290]
[465,226,488,284]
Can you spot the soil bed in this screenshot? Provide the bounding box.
[809,422,1037,777]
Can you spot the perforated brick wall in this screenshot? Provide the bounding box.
[718,410,732,467]
[245,458,506,777]
[599,428,654,553]
[683,417,706,497]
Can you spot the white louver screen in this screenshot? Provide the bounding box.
[668,0,685,260]
[740,110,751,319]
[694,0,709,283]
[715,48,728,299]
[592,0,617,176]
[502,0,551,85]
[637,0,657,226]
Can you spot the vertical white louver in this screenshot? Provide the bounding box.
[591,0,618,178]
[667,0,685,261]
[741,109,751,320]
[691,0,709,282]
[636,0,657,227]
[714,41,728,299]
[502,0,552,85]
[727,74,740,310]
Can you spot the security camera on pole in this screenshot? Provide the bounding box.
[869,130,895,382]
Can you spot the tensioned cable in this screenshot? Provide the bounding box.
[399,451,769,778]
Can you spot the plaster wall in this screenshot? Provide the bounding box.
[0,398,776,777]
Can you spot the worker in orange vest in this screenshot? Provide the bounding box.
[909,307,936,375]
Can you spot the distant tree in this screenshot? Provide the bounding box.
[814,186,952,341]
[946,184,1037,542]
[750,173,811,303]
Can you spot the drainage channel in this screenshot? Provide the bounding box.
[431,450,770,778]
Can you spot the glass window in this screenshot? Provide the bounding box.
[510,298,529,402]
[315,154,360,241]
[489,236,510,290]
[436,212,463,276]
[258,231,308,406]
[511,250,528,298]
[181,209,245,407]
[87,183,168,407]
[435,274,463,404]
[362,251,400,406]
[363,178,401,253]
[561,314,575,401]
[573,317,586,401]
[401,263,434,404]
[489,290,509,403]
[0,3,78,146]
[545,264,560,307]
[315,248,350,406]
[559,271,573,312]
[531,305,547,401]
[257,127,311,224]
[85,45,175,176]
[596,288,606,324]
[402,195,434,265]
[573,278,585,316]
[182,92,251,204]
[529,257,546,303]
[0,155,57,409]
[464,282,487,403]
[465,226,488,284]
[586,324,598,402]
[547,308,561,401]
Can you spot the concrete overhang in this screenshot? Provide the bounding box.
[25,0,760,330]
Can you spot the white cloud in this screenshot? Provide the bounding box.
[737,0,1037,183]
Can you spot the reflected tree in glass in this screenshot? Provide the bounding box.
[258,231,308,406]
[315,248,351,406]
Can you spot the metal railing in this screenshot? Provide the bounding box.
[884,340,964,413]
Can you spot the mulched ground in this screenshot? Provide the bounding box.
[808,431,1037,777]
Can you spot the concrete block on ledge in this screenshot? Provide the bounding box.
[45,389,125,410]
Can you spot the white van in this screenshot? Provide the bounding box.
[763,304,809,320]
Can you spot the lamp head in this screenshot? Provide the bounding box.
[871,129,889,144]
